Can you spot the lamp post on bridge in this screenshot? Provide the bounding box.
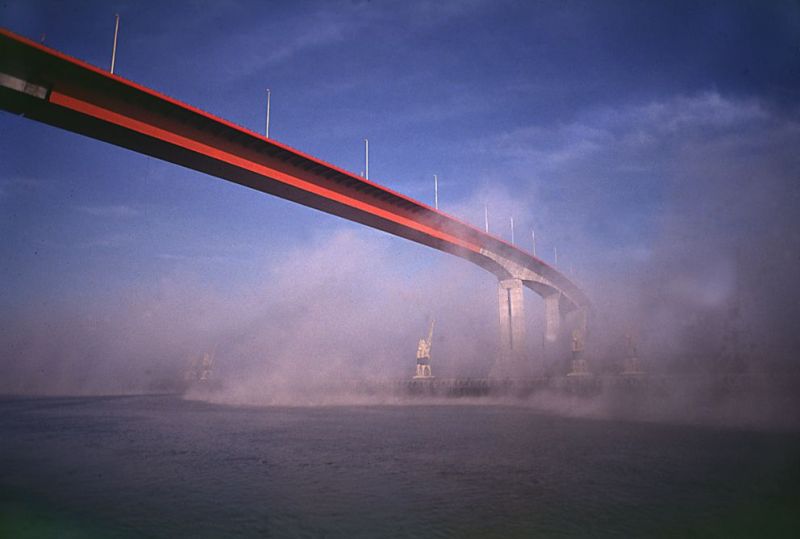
[364,138,369,180]
[110,14,120,74]
[265,89,271,138]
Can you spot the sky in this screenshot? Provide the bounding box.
[1,0,799,395]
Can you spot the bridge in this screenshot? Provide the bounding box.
[0,28,590,378]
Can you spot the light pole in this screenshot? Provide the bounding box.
[364,139,369,179]
[265,89,271,138]
[110,14,120,74]
[434,175,439,210]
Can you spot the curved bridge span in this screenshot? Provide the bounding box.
[0,28,590,377]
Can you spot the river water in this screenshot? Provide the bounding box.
[1,395,798,537]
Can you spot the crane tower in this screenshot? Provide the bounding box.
[413,319,435,379]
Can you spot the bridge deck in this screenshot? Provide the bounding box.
[0,27,589,310]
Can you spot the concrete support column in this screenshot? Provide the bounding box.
[544,293,561,342]
[498,278,526,359]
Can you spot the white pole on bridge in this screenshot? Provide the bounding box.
[364,139,369,180]
[265,89,271,138]
[434,175,439,210]
[554,246,558,266]
[510,217,515,245]
[484,204,489,233]
[531,229,536,257]
[110,14,120,74]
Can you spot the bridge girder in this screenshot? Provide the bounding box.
[0,27,591,377]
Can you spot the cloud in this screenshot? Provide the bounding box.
[170,4,367,82]
[483,92,773,173]
[74,204,140,218]
[77,233,133,249]
[472,92,797,244]
[632,93,768,132]
[451,92,800,370]
[260,14,349,66]
[132,0,494,84]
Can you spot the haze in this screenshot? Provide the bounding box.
[1,1,798,426]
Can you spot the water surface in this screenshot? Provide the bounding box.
[1,395,798,537]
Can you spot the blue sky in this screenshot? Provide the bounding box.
[1,1,799,392]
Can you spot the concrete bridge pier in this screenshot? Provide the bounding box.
[543,292,561,343]
[492,278,529,379]
[478,248,588,379]
[498,278,526,356]
[540,291,570,375]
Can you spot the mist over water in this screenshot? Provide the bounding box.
[1,92,798,432]
[0,230,496,394]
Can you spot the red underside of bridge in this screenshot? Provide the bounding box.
[0,28,588,309]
